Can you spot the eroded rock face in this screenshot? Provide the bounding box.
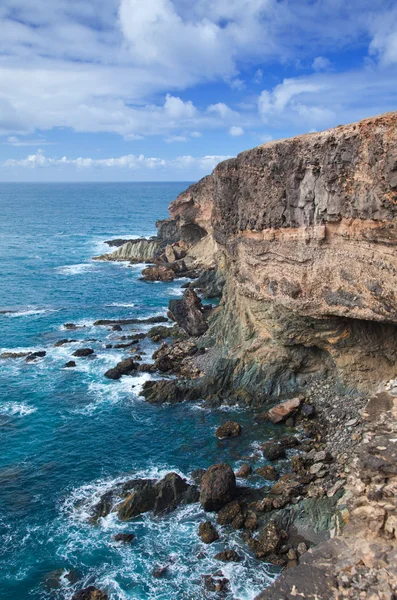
[117,473,198,520]
[168,289,208,337]
[199,464,236,511]
[104,358,138,380]
[162,112,397,395]
[95,238,160,262]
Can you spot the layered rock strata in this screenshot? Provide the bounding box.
[162,112,397,396]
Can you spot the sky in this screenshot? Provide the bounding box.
[0,0,396,182]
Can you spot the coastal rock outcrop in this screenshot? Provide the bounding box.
[168,289,208,337]
[199,464,236,511]
[164,112,397,396]
[94,238,160,262]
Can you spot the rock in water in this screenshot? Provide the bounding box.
[141,265,175,282]
[25,351,46,362]
[72,348,94,358]
[235,463,252,478]
[215,421,242,439]
[168,289,208,337]
[198,521,219,544]
[113,533,135,543]
[214,550,241,562]
[64,361,76,368]
[268,398,302,424]
[72,587,108,600]
[117,473,199,520]
[104,358,138,379]
[199,464,236,511]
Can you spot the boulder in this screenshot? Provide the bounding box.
[202,574,229,593]
[153,340,198,373]
[252,522,282,558]
[113,533,135,543]
[117,473,198,520]
[141,379,185,404]
[64,361,76,368]
[190,468,206,486]
[261,442,286,461]
[200,464,236,511]
[25,351,46,362]
[72,587,108,600]
[168,289,208,337]
[141,265,175,282]
[268,398,302,424]
[214,550,241,562]
[72,348,94,358]
[256,465,278,481]
[217,500,245,529]
[104,358,138,380]
[215,421,242,439]
[198,521,219,544]
[53,339,77,347]
[236,464,252,478]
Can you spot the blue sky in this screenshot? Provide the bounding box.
[0,0,396,182]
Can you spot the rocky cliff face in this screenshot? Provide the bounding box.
[94,238,160,262]
[169,112,397,396]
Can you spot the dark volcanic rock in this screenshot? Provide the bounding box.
[198,521,219,544]
[25,351,46,362]
[54,339,77,347]
[72,587,108,600]
[214,550,241,562]
[72,348,94,358]
[261,442,287,461]
[117,473,198,520]
[199,464,236,511]
[64,361,77,368]
[113,533,135,543]
[141,379,185,404]
[215,421,242,439]
[168,289,208,337]
[104,358,138,380]
[250,522,282,559]
[153,340,198,373]
[94,316,167,326]
[190,269,225,299]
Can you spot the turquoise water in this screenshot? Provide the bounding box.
[0,183,277,600]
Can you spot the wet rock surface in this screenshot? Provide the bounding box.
[215,421,242,439]
[198,521,219,544]
[199,464,236,511]
[104,358,139,380]
[71,587,108,600]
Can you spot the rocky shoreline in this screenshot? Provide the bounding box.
[88,112,396,600]
[5,112,397,599]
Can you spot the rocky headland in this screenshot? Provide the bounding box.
[66,111,397,599]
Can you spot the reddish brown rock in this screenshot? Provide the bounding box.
[168,289,208,337]
[198,521,219,544]
[199,464,236,511]
[268,398,302,424]
[215,421,242,439]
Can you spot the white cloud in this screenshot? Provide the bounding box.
[312,56,332,71]
[164,135,188,143]
[5,135,54,147]
[191,131,202,138]
[1,149,231,173]
[229,126,244,136]
[257,65,397,131]
[0,0,396,142]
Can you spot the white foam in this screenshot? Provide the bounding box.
[0,402,37,417]
[105,303,135,308]
[2,308,57,318]
[55,263,96,275]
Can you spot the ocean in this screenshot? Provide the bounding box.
[0,183,278,600]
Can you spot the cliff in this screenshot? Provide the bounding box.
[162,112,397,397]
[157,111,397,598]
